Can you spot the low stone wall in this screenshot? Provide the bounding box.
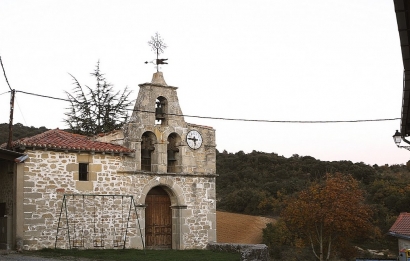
[207,242,269,261]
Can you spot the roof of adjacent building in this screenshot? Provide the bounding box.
[2,129,133,154]
[0,147,26,162]
[394,0,410,135]
[388,212,410,239]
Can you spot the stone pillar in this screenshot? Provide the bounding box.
[131,139,141,171]
[171,205,186,250]
[155,142,167,173]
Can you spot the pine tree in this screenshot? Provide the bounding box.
[64,61,132,136]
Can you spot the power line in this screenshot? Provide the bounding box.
[0,90,10,96]
[16,90,70,102]
[15,89,401,124]
[129,109,400,123]
[0,56,13,91]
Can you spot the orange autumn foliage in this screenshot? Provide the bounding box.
[281,173,374,261]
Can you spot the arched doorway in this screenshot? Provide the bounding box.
[145,186,172,249]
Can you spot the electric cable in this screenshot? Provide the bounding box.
[12,88,401,124]
[0,56,13,91]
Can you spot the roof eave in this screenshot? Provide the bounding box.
[387,231,410,240]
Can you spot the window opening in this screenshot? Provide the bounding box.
[79,163,88,181]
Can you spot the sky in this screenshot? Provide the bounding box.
[0,0,408,166]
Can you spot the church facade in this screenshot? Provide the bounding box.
[0,72,217,250]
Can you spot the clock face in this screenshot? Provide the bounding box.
[186,130,203,150]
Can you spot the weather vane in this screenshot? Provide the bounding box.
[145,32,168,72]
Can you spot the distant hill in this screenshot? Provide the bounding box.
[0,123,49,145]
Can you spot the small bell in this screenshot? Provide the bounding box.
[141,149,151,159]
[167,150,177,161]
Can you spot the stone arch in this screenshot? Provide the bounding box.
[138,177,185,206]
[138,177,187,250]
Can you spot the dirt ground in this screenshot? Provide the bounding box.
[216,211,276,244]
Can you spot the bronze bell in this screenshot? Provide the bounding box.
[141,148,151,159]
[155,106,165,120]
[167,150,177,161]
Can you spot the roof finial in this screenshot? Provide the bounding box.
[146,32,168,72]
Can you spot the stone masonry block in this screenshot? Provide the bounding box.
[66,163,77,172]
[76,181,93,191]
[77,154,92,163]
[89,164,102,172]
[24,205,36,212]
[25,218,45,225]
[24,181,35,187]
[25,193,43,199]
[89,171,97,181]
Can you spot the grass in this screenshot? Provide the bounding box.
[22,248,241,261]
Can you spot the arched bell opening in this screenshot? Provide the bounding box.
[167,133,181,173]
[141,131,156,172]
[155,96,167,125]
[145,186,172,249]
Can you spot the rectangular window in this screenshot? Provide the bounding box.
[79,163,88,181]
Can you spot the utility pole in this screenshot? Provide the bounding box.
[7,89,15,149]
[1,56,15,150]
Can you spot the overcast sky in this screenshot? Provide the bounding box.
[0,0,408,166]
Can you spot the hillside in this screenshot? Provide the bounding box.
[0,123,48,145]
[217,211,275,244]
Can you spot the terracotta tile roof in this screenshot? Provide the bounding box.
[4,129,133,154]
[389,212,410,236]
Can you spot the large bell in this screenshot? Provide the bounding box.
[155,106,165,120]
[141,149,151,159]
[167,150,177,161]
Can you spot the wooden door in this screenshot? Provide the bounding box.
[145,187,172,249]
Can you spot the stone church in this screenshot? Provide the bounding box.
[0,71,217,250]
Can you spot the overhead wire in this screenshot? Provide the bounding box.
[0,56,13,91]
[16,90,70,102]
[11,89,401,124]
[129,109,400,123]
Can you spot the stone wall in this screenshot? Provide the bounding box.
[207,242,270,261]
[21,150,216,250]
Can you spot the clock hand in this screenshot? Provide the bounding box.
[188,137,198,143]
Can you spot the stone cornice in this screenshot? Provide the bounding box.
[117,170,218,177]
[138,82,178,90]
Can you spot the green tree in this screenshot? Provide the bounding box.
[281,173,374,261]
[64,61,132,135]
